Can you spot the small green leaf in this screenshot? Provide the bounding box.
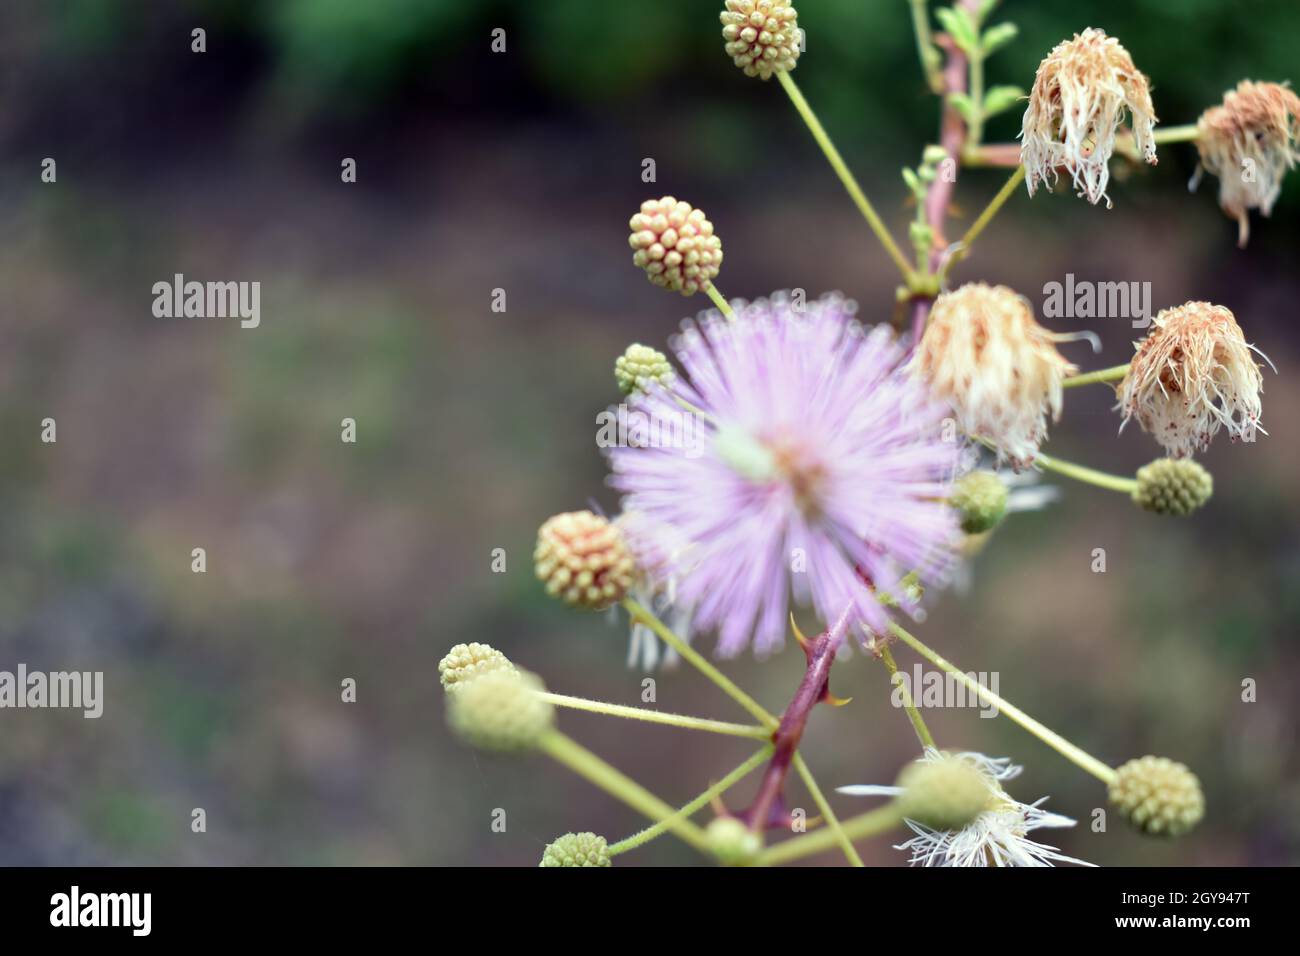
[935,7,979,54]
[981,22,1019,55]
[947,92,977,125]
[982,85,1026,117]
[902,167,922,195]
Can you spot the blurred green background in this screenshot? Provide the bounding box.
[0,0,1297,866]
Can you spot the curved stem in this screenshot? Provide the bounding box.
[944,165,1025,275]
[540,731,712,853]
[1063,364,1129,389]
[622,598,777,728]
[877,642,936,750]
[775,70,916,282]
[1153,124,1200,145]
[760,802,905,866]
[792,754,864,867]
[1034,450,1138,495]
[704,281,736,320]
[887,622,1119,786]
[537,692,770,739]
[607,746,773,856]
[908,0,944,93]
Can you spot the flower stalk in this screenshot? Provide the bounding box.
[1063,363,1130,388]
[536,692,771,739]
[887,622,1119,786]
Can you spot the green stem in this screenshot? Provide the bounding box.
[760,802,905,866]
[877,643,936,750]
[791,754,865,867]
[623,598,778,729]
[967,47,985,149]
[945,165,1025,274]
[775,70,916,283]
[540,731,712,853]
[704,281,736,320]
[887,622,1119,786]
[607,746,773,856]
[537,692,770,739]
[1153,124,1200,145]
[1034,450,1138,495]
[907,0,944,93]
[1063,364,1129,389]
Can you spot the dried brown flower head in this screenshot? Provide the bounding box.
[1021,28,1157,207]
[912,283,1077,468]
[1195,81,1300,247]
[1118,302,1267,458]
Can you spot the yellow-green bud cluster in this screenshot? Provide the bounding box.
[705,817,763,866]
[950,471,1009,534]
[438,643,516,694]
[629,197,723,295]
[615,344,675,395]
[896,753,993,831]
[535,510,635,610]
[1109,756,1205,837]
[1132,458,1213,516]
[720,1,802,80]
[540,832,612,867]
[447,669,554,753]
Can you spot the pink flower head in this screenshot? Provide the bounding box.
[606,292,961,657]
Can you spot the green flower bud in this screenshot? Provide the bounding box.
[535,510,636,611]
[615,344,675,395]
[1132,458,1213,516]
[950,470,1009,534]
[540,832,612,867]
[705,817,763,866]
[896,753,993,831]
[438,643,515,694]
[447,669,554,753]
[1110,756,1205,837]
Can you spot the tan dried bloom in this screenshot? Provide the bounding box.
[719,1,801,81]
[628,197,723,295]
[1118,302,1267,458]
[912,283,1077,468]
[1021,28,1157,207]
[535,510,636,611]
[1195,81,1300,247]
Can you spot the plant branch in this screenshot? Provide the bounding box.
[537,692,771,739]
[1063,363,1129,388]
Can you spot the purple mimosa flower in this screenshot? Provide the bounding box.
[606,292,961,658]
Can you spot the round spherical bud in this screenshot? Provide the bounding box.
[535,510,635,611]
[719,1,801,80]
[896,753,993,831]
[438,643,516,694]
[949,471,1009,534]
[1132,458,1213,516]
[628,197,723,295]
[705,817,763,866]
[615,344,675,395]
[1109,756,1205,837]
[540,832,612,868]
[447,669,554,753]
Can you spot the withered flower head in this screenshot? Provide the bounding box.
[912,283,1077,468]
[1021,28,1157,207]
[1118,302,1267,458]
[1195,81,1300,247]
